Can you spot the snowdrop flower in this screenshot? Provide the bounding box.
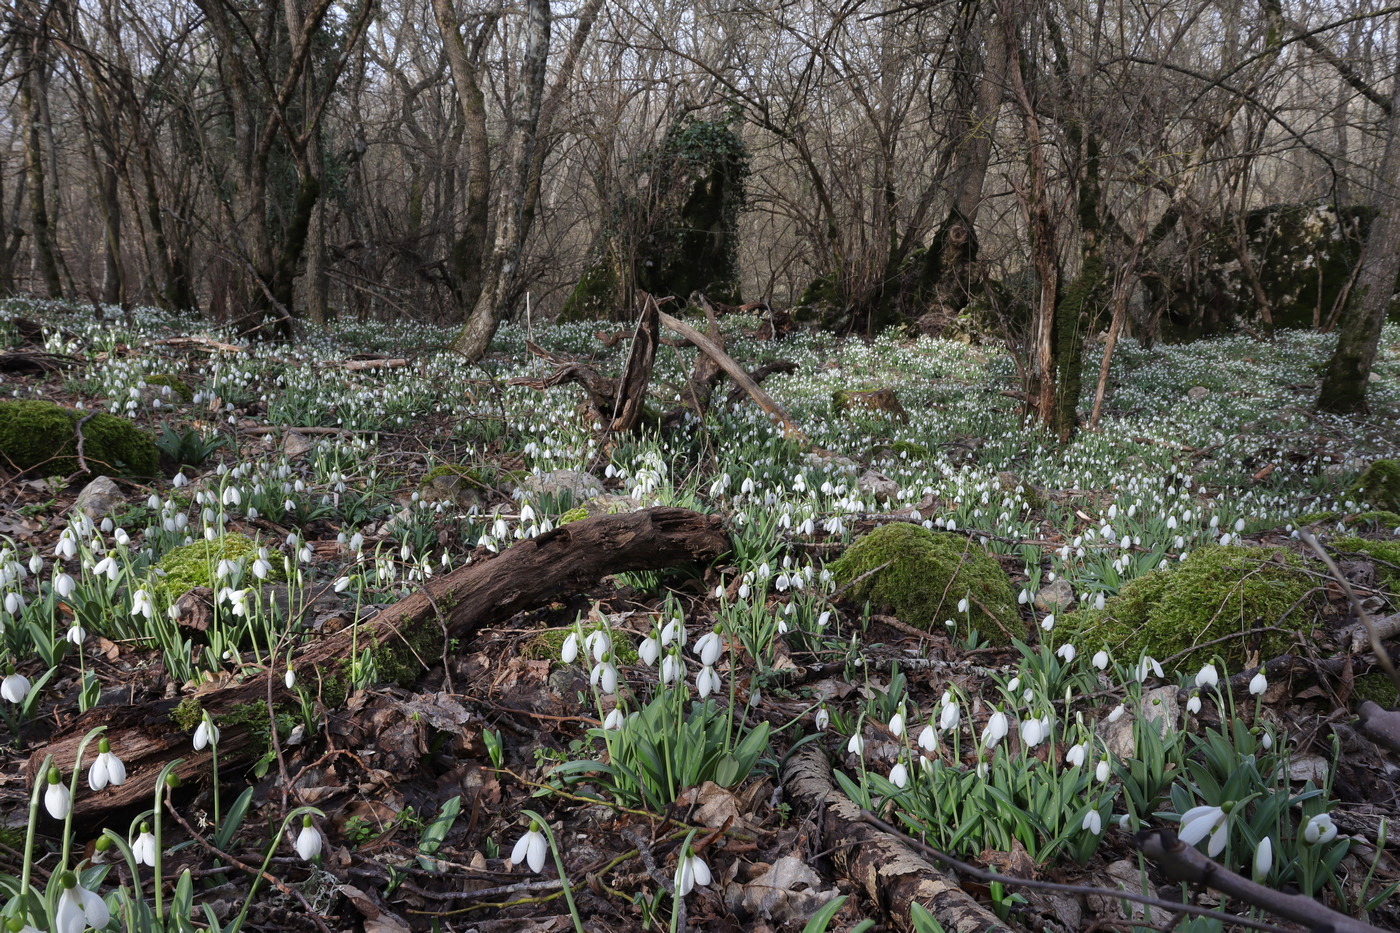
[45,767,70,819]
[560,631,580,664]
[1041,613,1055,632]
[1106,704,1127,723]
[696,665,722,698]
[1007,677,1021,693]
[604,709,625,730]
[847,731,864,756]
[1020,717,1045,748]
[982,710,1009,748]
[285,668,296,689]
[639,635,661,666]
[1303,812,1338,845]
[675,847,711,896]
[2,666,31,703]
[585,629,611,663]
[1249,671,1268,695]
[54,573,75,598]
[1056,644,1076,663]
[173,472,189,488]
[918,723,938,751]
[93,556,118,581]
[661,616,686,647]
[815,706,829,731]
[939,702,960,732]
[131,589,154,620]
[1095,759,1111,782]
[660,655,685,685]
[222,486,241,507]
[957,597,968,613]
[888,711,905,737]
[296,815,323,861]
[1092,649,1110,670]
[694,630,723,666]
[889,760,909,788]
[1178,804,1230,857]
[1195,664,1219,689]
[88,737,126,790]
[1066,744,1086,768]
[133,823,157,867]
[333,576,351,593]
[1135,656,1163,681]
[1254,836,1272,881]
[252,557,272,580]
[1186,694,1202,714]
[590,661,618,694]
[194,713,219,750]
[56,871,110,933]
[1082,810,1102,835]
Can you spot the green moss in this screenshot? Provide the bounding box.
[0,400,159,477]
[1293,511,1339,526]
[522,628,640,665]
[171,696,204,731]
[1057,545,1318,671]
[144,374,193,401]
[1349,460,1400,512]
[829,523,1021,643]
[150,534,282,605]
[1345,511,1400,531]
[890,441,931,461]
[558,507,589,525]
[558,260,621,322]
[1352,672,1399,708]
[1332,536,1400,592]
[371,607,451,686]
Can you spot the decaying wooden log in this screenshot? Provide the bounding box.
[27,508,729,815]
[607,295,660,431]
[782,744,1009,932]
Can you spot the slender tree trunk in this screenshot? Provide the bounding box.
[452,0,551,359]
[17,16,63,299]
[1317,72,1400,414]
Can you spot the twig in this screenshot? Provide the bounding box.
[73,412,97,474]
[1300,531,1400,694]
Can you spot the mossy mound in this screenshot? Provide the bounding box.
[829,523,1021,643]
[151,534,282,605]
[1349,460,1400,513]
[144,374,193,401]
[1352,672,1399,709]
[1345,511,1400,532]
[1332,536,1400,593]
[0,400,159,478]
[1057,545,1318,671]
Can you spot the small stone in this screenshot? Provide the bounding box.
[1186,386,1210,401]
[857,469,899,502]
[1086,860,1174,925]
[832,388,908,421]
[72,475,124,520]
[1099,685,1179,759]
[804,451,860,474]
[283,431,315,460]
[1034,578,1075,612]
[518,469,604,505]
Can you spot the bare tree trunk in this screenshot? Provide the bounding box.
[1317,71,1400,414]
[16,5,63,299]
[452,0,551,359]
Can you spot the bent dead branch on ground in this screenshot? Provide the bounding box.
[25,507,729,815]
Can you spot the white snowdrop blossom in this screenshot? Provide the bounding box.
[56,872,110,933]
[696,665,722,698]
[285,668,296,689]
[918,724,938,751]
[1106,704,1127,723]
[639,636,660,666]
[511,822,548,873]
[1066,744,1086,768]
[88,738,127,790]
[296,815,323,861]
[1254,837,1273,881]
[1055,644,1076,663]
[585,629,611,663]
[54,573,75,598]
[847,731,864,756]
[590,661,619,695]
[1082,810,1102,835]
[133,823,157,867]
[1178,804,1230,857]
[194,713,219,750]
[1020,717,1045,747]
[889,760,909,788]
[815,707,829,731]
[1195,664,1219,689]
[661,655,685,685]
[1249,671,1268,695]
[333,576,352,593]
[1303,813,1338,845]
[1135,656,1164,681]
[888,711,905,737]
[1186,694,1202,714]
[45,767,71,819]
[694,630,723,666]
[675,848,712,896]
[1,667,31,703]
[939,702,960,732]
[604,709,625,730]
[560,631,580,664]
[1092,650,1110,670]
[1095,759,1111,782]
[983,710,1009,748]
[1041,613,1055,632]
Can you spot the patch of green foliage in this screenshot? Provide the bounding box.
[0,399,159,477]
[829,523,1021,643]
[144,373,193,401]
[1350,460,1400,512]
[151,534,280,605]
[1332,536,1400,593]
[1345,511,1400,531]
[1057,545,1318,670]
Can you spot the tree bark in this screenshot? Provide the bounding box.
[26,508,729,816]
[1317,71,1400,413]
[452,0,551,360]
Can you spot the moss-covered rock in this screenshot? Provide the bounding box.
[1057,545,1318,671]
[151,534,282,606]
[1345,511,1400,531]
[832,388,908,422]
[829,523,1021,643]
[558,259,622,323]
[1349,460,1400,513]
[0,400,159,478]
[144,374,193,401]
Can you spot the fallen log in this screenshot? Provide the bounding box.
[782,744,1009,932]
[27,507,729,815]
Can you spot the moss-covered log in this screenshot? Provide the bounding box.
[25,508,730,815]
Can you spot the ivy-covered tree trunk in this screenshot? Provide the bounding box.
[1318,71,1400,414]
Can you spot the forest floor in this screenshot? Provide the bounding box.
[1,300,1400,933]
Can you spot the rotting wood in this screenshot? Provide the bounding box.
[782,743,1009,933]
[608,295,659,432]
[26,507,729,815]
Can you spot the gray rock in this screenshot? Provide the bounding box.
[73,475,124,520]
[426,472,482,509]
[804,451,860,474]
[1100,685,1179,759]
[857,469,899,502]
[283,431,315,460]
[518,469,604,505]
[1186,386,1210,401]
[1086,860,1173,926]
[1034,578,1075,612]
